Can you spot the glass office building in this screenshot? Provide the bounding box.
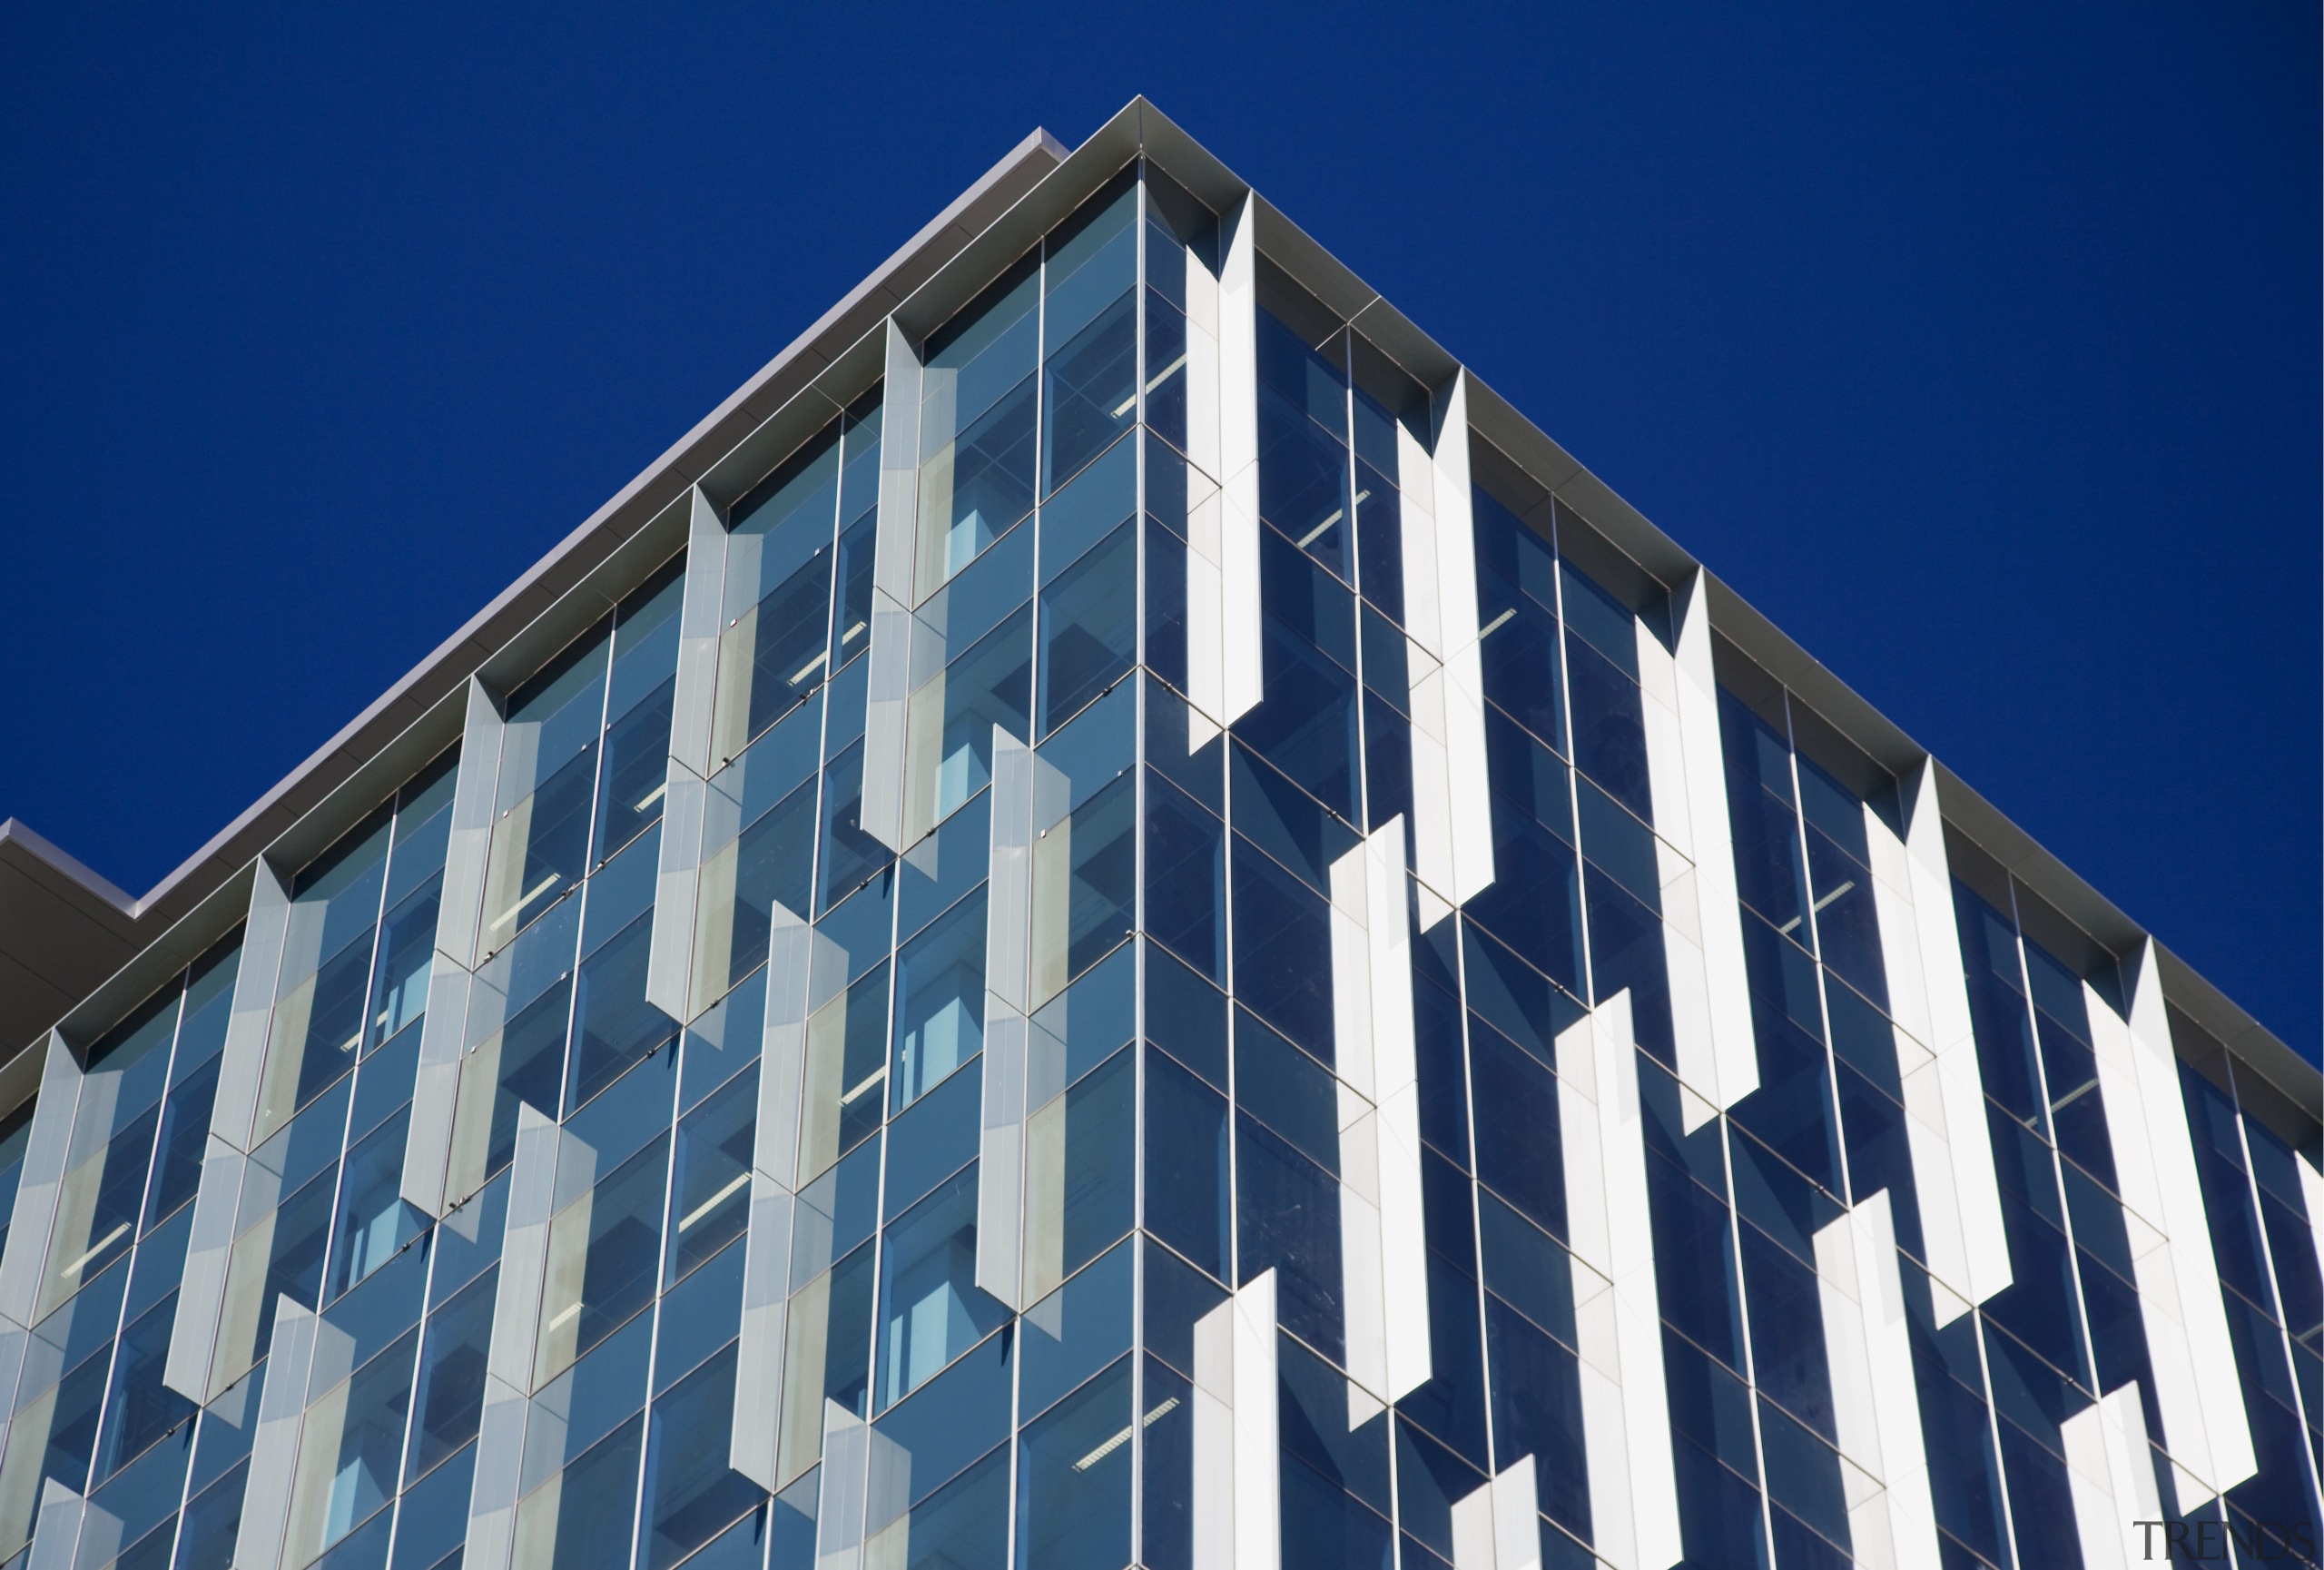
[0,102,2315,1570]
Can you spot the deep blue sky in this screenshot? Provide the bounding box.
[3,6,2315,1058]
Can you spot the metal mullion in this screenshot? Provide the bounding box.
[1716,1112,1783,1564]
[2002,884,2101,1398]
[78,972,192,1498]
[1969,1299,2027,1570]
[1344,341,1370,836]
[1220,675,1241,1293]
[370,1288,433,1570]
[302,788,422,1563]
[2222,1077,2324,1512]
[378,1125,464,1570]
[815,413,849,726]
[1451,878,1497,1494]
[1778,695,1856,1208]
[553,635,623,1122]
[995,214,1057,1570]
[313,788,411,1317]
[1542,516,1596,1011]
[623,1081,686,1570]
[1128,160,1147,1570]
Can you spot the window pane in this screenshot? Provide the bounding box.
[407,1266,495,1483]
[1042,292,1137,495]
[568,913,678,1111]
[1039,430,1136,585]
[1236,1113,1343,1364]
[484,633,609,954]
[667,1067,756,1285]
[876,1167,1009,1410]
[817,741,890,915]
[892,889,986,1111]
[914,604,1033,834]
[1013,1355,1132,1570]
[1231,840,1335,1061]
[637,1345,763,1570]
[366,875,439,1054]
[1143,773,1224,983]
[1478,588,1564,757]
[328,1109,424,1299]
[1146,1052,1229,1280]
[1257,389,1352,583]
[921,373,1037,594]
[538,1135,669,1384]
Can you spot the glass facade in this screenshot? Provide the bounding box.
[0,141,2315,1570]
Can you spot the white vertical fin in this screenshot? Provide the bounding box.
[1633,607,1719,1139]
[1664,570,1755,1125]
[0,1036,85,1336]
[212,857,293,1155]
[1558,992,1681,1570]
[862,320,923,853]
[730,904,840,1489]
[1491,1455,1542,1570]
[645,489,729,1020]
[0,1038,85,1555]
[1215,197,1263,728]
[24,1478,94,1570]
[464,1103,566,1570]
[1403,373,1494,919]
[171,854,294,1401]
[1368,820,1433,1407]
[404,679,505,1219]
[1182,207,1226,753]
[2063,1382,2162,1570]
[976,727,1035,1309]
[1333,818,1430,1418]
[1455,1455,1544,1570]
[1815,1190,1941,1570]
[1430,374,1494,909]
[1192,1269,1281,1570]
[232,1297,322,1570]
[813,1397,871,1570]
[2117,944,2256,1499]
[1399,414,1452,925]
[1893,765,2011,1318]
[645,760,707,1022]
[668,487,729,777]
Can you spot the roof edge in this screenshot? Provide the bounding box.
[0,123,1068,1059]
[12,97,2309,1142]
[0,819,135,915]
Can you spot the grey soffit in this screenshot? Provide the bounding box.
[0,125,1069,1065]
[0,822,139,1066]
[0,96,2309,1137]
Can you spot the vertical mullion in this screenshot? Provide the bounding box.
[1780,697,1856,1207]
[556,630,622,1122]
[81,972,191,1495]
[1344,337,1369,837]
[1970,1291,2027,1570]
[2223,1076,2322,1509]
[379,1134,460,1570]
[1544,520,1601,1021]
[316,793,408,1310]
[998,223,1054,1570]
[625,1083,684,1570]
[2004,885,2100,1397]
[1718,1111,1782,1563]
[1128,158,1148,1570]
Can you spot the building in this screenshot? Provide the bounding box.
[0,99,2315,1570]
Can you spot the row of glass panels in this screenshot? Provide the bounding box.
[0,160,2312,1570]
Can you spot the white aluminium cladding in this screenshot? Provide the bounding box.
[0,99,2314,1570]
